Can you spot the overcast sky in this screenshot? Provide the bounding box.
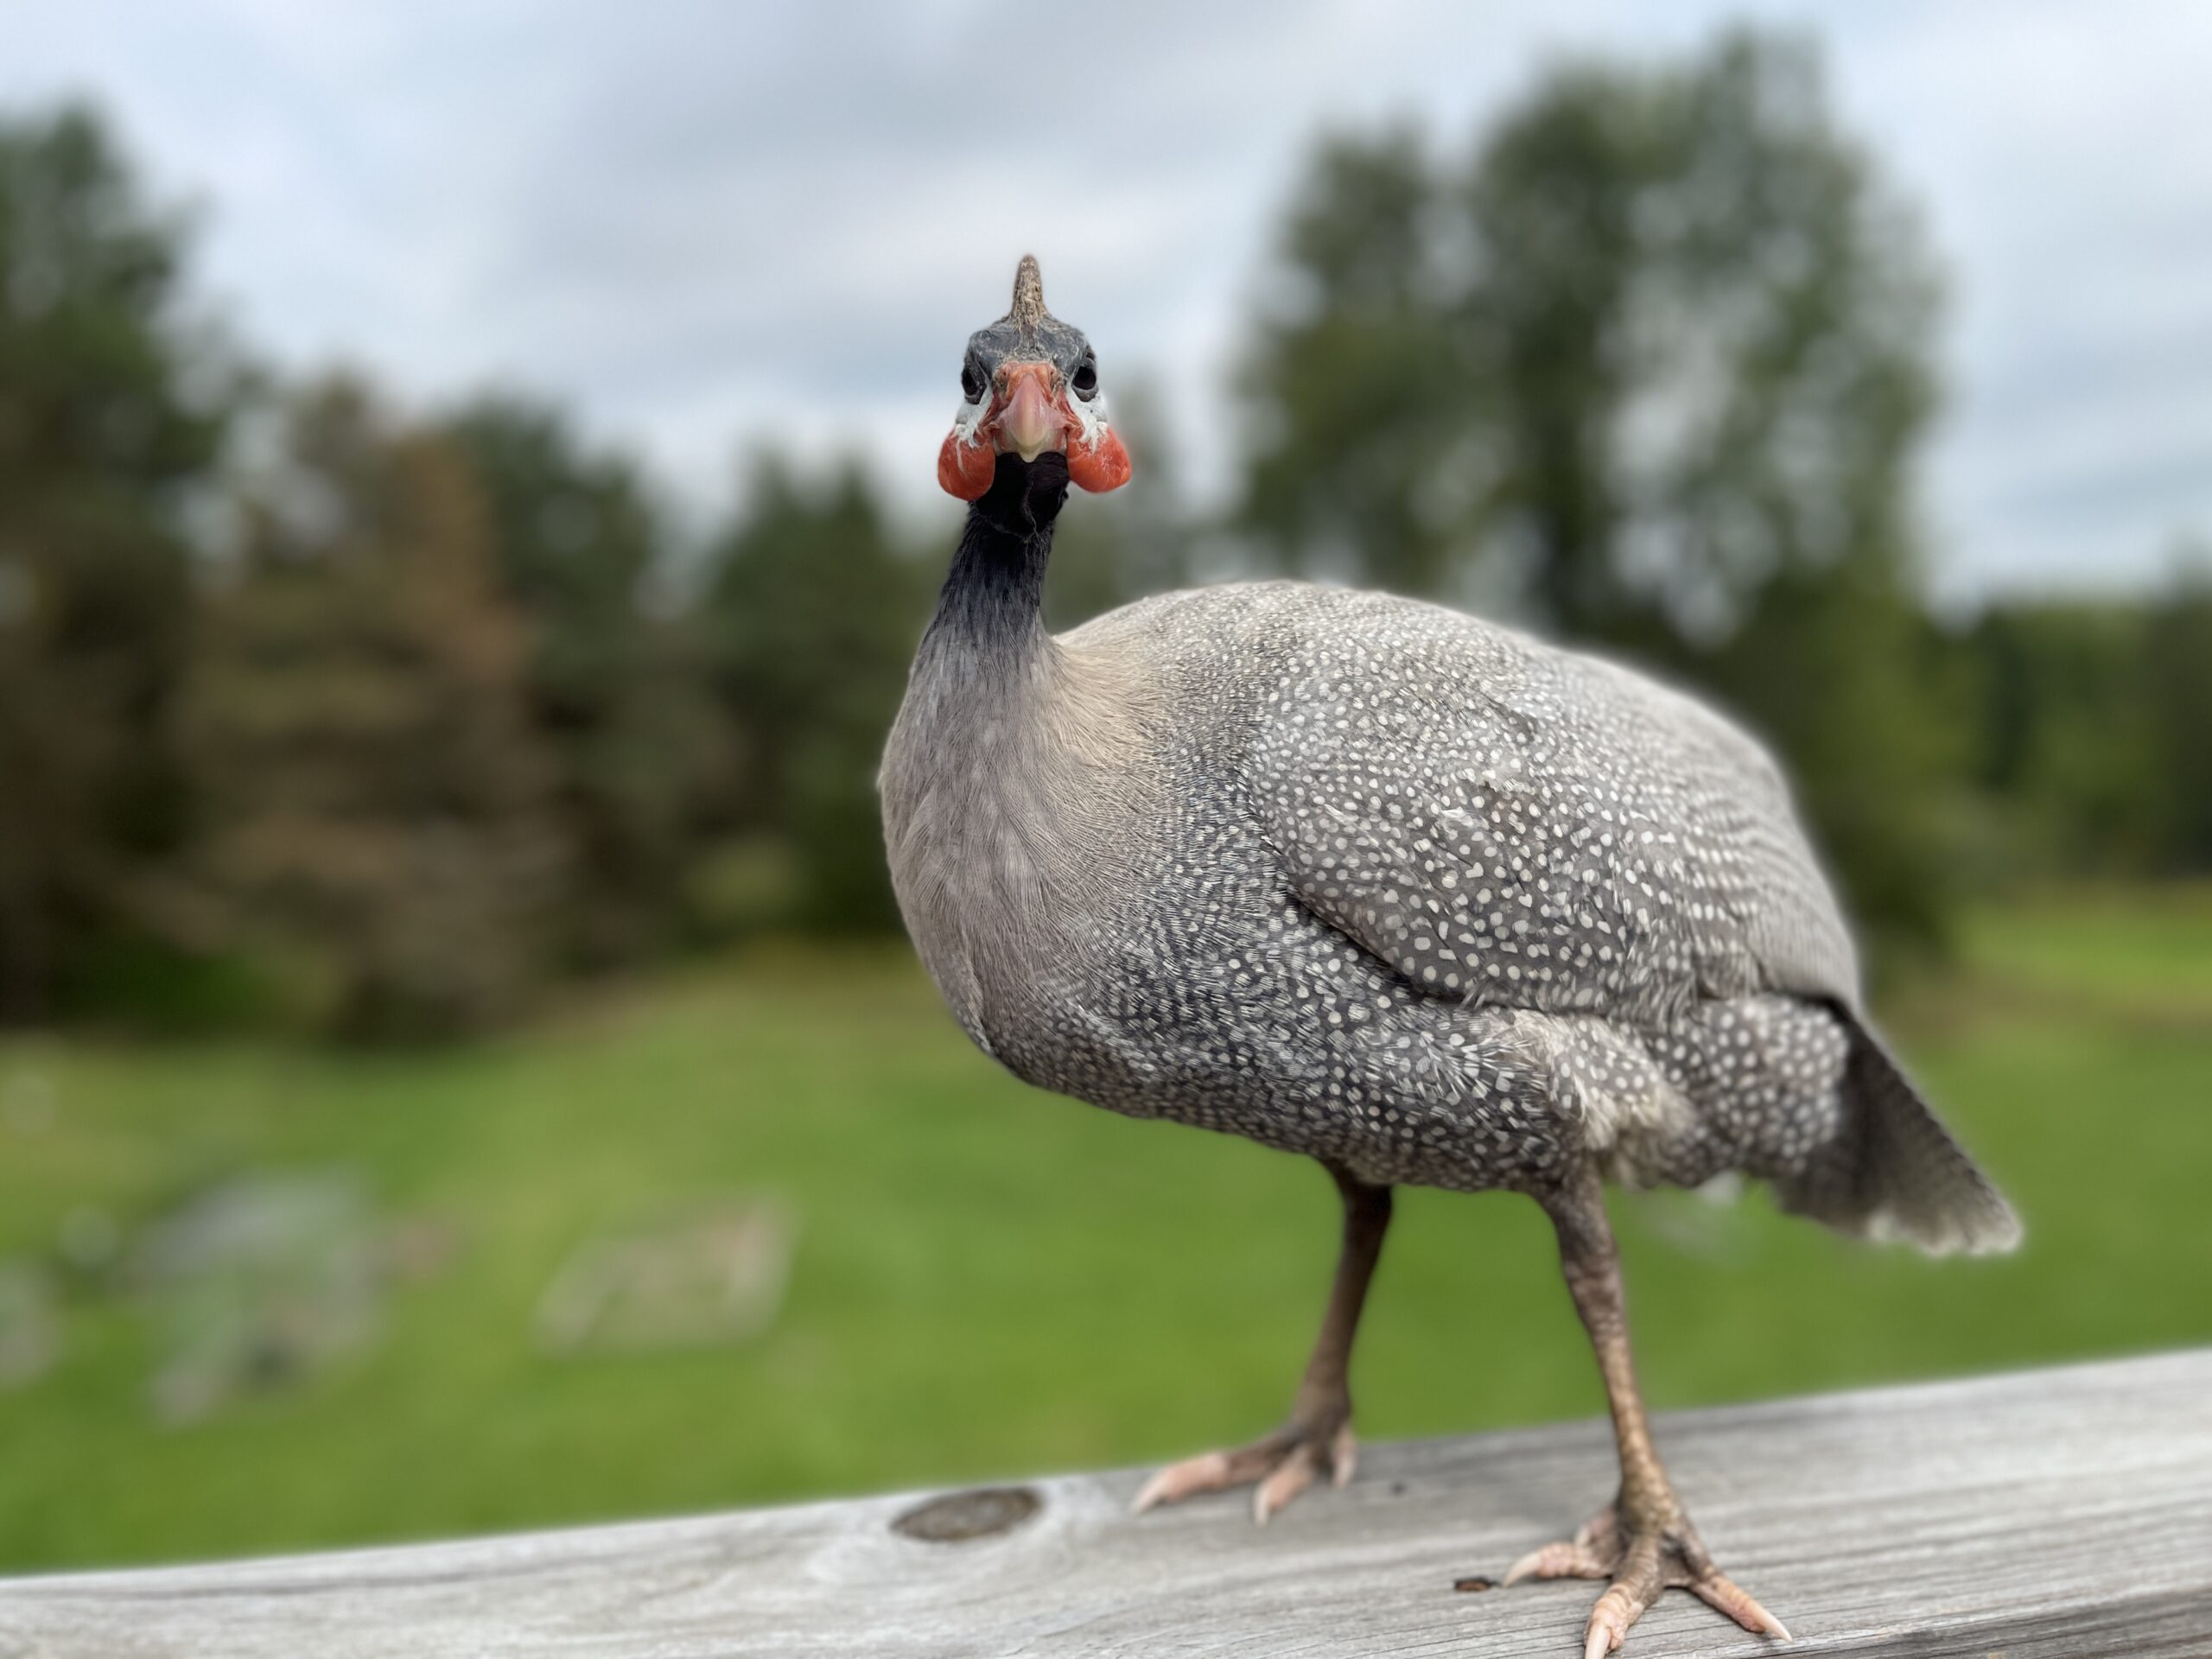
[9,0,2209,601]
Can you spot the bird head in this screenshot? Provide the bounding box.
[937,255,1132,501]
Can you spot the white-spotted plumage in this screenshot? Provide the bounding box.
[887,568,2017,1252]
[890,270,2011,1654]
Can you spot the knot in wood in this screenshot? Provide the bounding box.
[890,1485,1042,1543]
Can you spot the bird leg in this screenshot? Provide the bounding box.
[1502,1166,1790,1656]
[1133,1164,1391,1523]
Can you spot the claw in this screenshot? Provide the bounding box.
[1329,1421,1357,1489]
[1252,1445,1317,1524]
[1130,1451,1232,1514]
[1501,1503,1791,1653]
[1133,1420,1352,1522]
[1694,1570,1792,1641]
[1584,1582,1644,1659]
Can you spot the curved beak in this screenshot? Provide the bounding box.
[995,361,1068,461]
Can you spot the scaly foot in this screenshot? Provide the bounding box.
[1502,1504,1790,1657]
[1130,1412,1356,1523]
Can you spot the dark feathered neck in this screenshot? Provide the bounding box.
[920,453,1068,671]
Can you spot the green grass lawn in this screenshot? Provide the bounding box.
[0,892,2207,1572]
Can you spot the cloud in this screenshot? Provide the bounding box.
[5,0,2207,596]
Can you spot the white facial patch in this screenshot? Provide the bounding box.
[1071,391,1110,447]
[951,391,993,449]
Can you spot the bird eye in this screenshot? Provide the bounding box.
[960,360,986,402]
[1071,358,1099,400]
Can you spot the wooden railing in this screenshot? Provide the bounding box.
[2,1349,2206,1656]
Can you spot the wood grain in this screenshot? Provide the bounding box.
[3,1349,2206,1657]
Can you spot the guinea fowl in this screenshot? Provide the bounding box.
[881,256,2018,1658]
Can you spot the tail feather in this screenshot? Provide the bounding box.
[1779,1006,2021,1255]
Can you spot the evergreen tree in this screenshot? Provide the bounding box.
[446,397,722,965]
[2140,554,2212,874]
[1243,30,1957,957]
[188,379,565,1039]
[1240,130,1475,599]
[1958,601,2158,876]
[696,460,927,932]
[0,107,229,1019]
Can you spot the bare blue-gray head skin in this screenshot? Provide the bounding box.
[937,256,1130,499]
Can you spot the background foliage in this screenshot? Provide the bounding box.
[7,38,2209,1039]
[0,27,2207,1573]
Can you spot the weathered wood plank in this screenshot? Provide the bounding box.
[3,1349,2207,1657]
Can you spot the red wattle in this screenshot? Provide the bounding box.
[1069,427,1132,493]
[938,432,996,500]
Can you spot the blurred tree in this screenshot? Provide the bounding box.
[1044,378,1200,629]
[0,106,229,1020]
[1240,129,1480,599]
[1243,30,1957,957]
[188,379,566,1039]
[1959,601,2158,876]
[696,459,927,932]
[444,397,725,966]
[1965,550,2212,881]
[2139,551,2212,873]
